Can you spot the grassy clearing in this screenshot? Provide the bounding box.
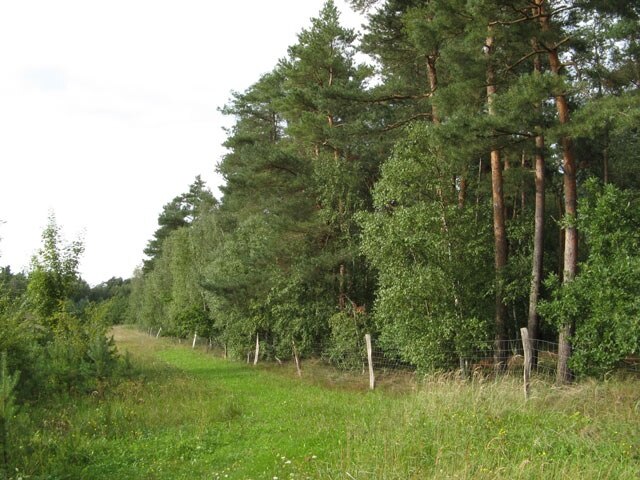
[11,326,640,479]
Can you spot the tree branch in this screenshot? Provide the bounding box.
[539,36,572,54]
[357,91,435,105]
[489,5,576,26]
[505,49,548,72]
[265,163,298,176]
[382,112,433,132]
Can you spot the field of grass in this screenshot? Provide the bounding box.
[10,326,640,479]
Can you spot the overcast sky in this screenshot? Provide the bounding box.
[0,0,364,286]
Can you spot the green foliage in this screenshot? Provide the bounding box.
[0,310,40,400]
[86,333,119,382]
[124,0,640,376]
[186,2,377,363]
[0,352,19,478]
[262,271,334,359]
[359,122,493,369]
[26,214,84,323]
[326,309,369,369]
[540,180,640,376]
[88,277,131,325]
[37,307,120,394]
[0,268,27,308]
[0,217,125,403]
[143,176,216,272]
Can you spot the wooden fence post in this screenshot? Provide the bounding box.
[156,327,162,338]
[365,333,375,390]
[520,327,532,400]
[292,341,302,378]
[192,332,198,349]
[254,333,260,366]
[459,357,470,379]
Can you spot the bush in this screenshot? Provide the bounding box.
[326,311,368,370]
[0,352,19,477]
[540,180,640,376]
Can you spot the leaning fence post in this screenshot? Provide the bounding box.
[192,332,198,349]
[156,327,162,338]
[365,333,375,390]
[292,341,302,378]
[254,333,260,366]
[520,327,532,400]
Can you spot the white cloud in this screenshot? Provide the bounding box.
[0,0,363,285]
[23,66,68,92]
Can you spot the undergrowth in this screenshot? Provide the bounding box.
[9,326,640,479]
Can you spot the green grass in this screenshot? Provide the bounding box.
[10,326,640,479]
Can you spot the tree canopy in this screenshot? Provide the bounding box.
[124,0,640,379]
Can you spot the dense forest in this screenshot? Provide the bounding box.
[122,0,640,382]
[2,0,640,412]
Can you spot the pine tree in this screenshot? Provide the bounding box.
[143,176,216,272]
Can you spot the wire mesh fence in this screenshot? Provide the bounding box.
[145,327,640,390]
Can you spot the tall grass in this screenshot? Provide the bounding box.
[10,326,640,479]
[335,376,639,479]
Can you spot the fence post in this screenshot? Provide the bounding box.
[365,333,375,390]
[292,341,302,378]
[254,333,260,366]
[192,332,198,349]
[156,327,162,338]
[459,357,470,379]
[520,327,532,400]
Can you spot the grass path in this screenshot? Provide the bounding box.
[18,326,640,479]
[53,326,396,479]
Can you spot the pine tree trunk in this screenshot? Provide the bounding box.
[603,145,609,184]
[458,178,467,208]
[491,147,509,370]
[486,33,508,370]
[553,78,578,384]
[527,45,545,368]
[539,4,578,383]
[338,263,346,311]
[426,54,440,124]
[557,113,578,384]
[528,133,545,367]
[521,151,527,211]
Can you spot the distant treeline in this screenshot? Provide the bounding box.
[126,0,640,380]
